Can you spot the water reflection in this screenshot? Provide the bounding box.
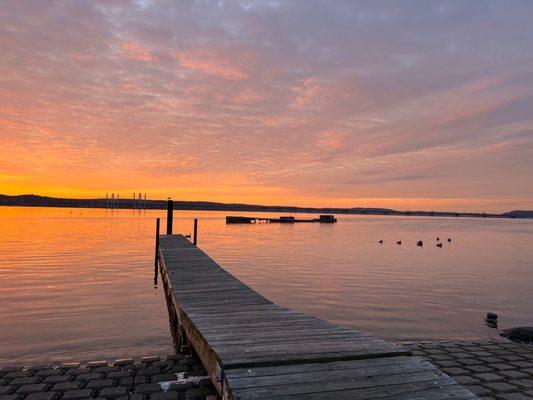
[1,206,532,364]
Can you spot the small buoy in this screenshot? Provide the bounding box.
[447,238,451,242]
[396,240,401,245]
[436,242,443,247]
[417,240,423,247]
[378,240,383,244]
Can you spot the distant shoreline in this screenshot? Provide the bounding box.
[1,194,532,219]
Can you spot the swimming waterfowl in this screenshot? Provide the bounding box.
[417,240,423,246]
[396,240,401,245]
[436,242,443,247]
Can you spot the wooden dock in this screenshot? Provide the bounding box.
[158,234,477,400]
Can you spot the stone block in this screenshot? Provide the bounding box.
[500,370,530,379]
[98,386,127,398]
[464,385,492,396]
[454,375,481,386]
[51,381,81,391]
[473,373,504,382]
[150,392,179,400]
[25,393,58,400]
[74,373,101,381]
[86,379,114,389]
[10,377,40,386]
[134,384,162,395]
[0,387,13,395]
[62,389,94,400]
[511,379,533,389]
[465,365,493,373]
[484,381,519,393]
[35,370,61,378]
[43,375,72,384]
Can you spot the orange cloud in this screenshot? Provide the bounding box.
[121,41,154,62]
[172,49,249,80]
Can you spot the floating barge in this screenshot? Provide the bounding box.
[226,214,337,224]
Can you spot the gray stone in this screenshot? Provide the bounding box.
[459,358,483,366]
[10,377,40,385]
[134,384,162,395]
[473,372,504,382]
[16,384,48,394]
[484,381,520,393]
[442,367,469,375]
[511,380,533,389]
[0,395,19,400]
[51,381,82,391]
[150,393,180,400]
[134,376,147,385]
[43,375,72,384]
[118,377,133,388]
[74,373,101,381]
[465,365,493,373]
[62,389,94,400]
[0,367,22,373]
[464,385,492,396]
[25,393,58,400]
[85,379,114,389]
[498,393,533,400]
[452,375,480,386]
[136,368,161,377]
[0,387,12,395]
[489,363,516,371]
[500,370,531,379]
[107,371,130,379]
[511,362,533,369]
[35,370,61,378]
[3,372,28,379]
[153,374,177,383]
[98,386,127,398]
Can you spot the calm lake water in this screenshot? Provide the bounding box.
[1,206,532,364]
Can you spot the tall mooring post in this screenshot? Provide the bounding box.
[154,218,160,266]
[166,200,174,234]
[193,218,198,246]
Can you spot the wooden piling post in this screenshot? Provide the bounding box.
[155,218,160,267]
[193,218,198,245]
[166,200,174,234]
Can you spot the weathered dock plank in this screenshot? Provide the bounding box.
[158,234,477,399]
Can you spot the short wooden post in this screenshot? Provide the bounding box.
[193,218,198,245]
[166,200,173,234]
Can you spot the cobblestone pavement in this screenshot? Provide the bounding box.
[409,341,533,400]
[0,351,216,400]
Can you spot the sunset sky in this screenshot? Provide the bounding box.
[1,1,532,212]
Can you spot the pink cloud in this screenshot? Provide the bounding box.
[172,49,249,80]
[121,41,155,62]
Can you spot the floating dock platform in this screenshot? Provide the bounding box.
[157,234,476,400]
[226,214,337,224]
